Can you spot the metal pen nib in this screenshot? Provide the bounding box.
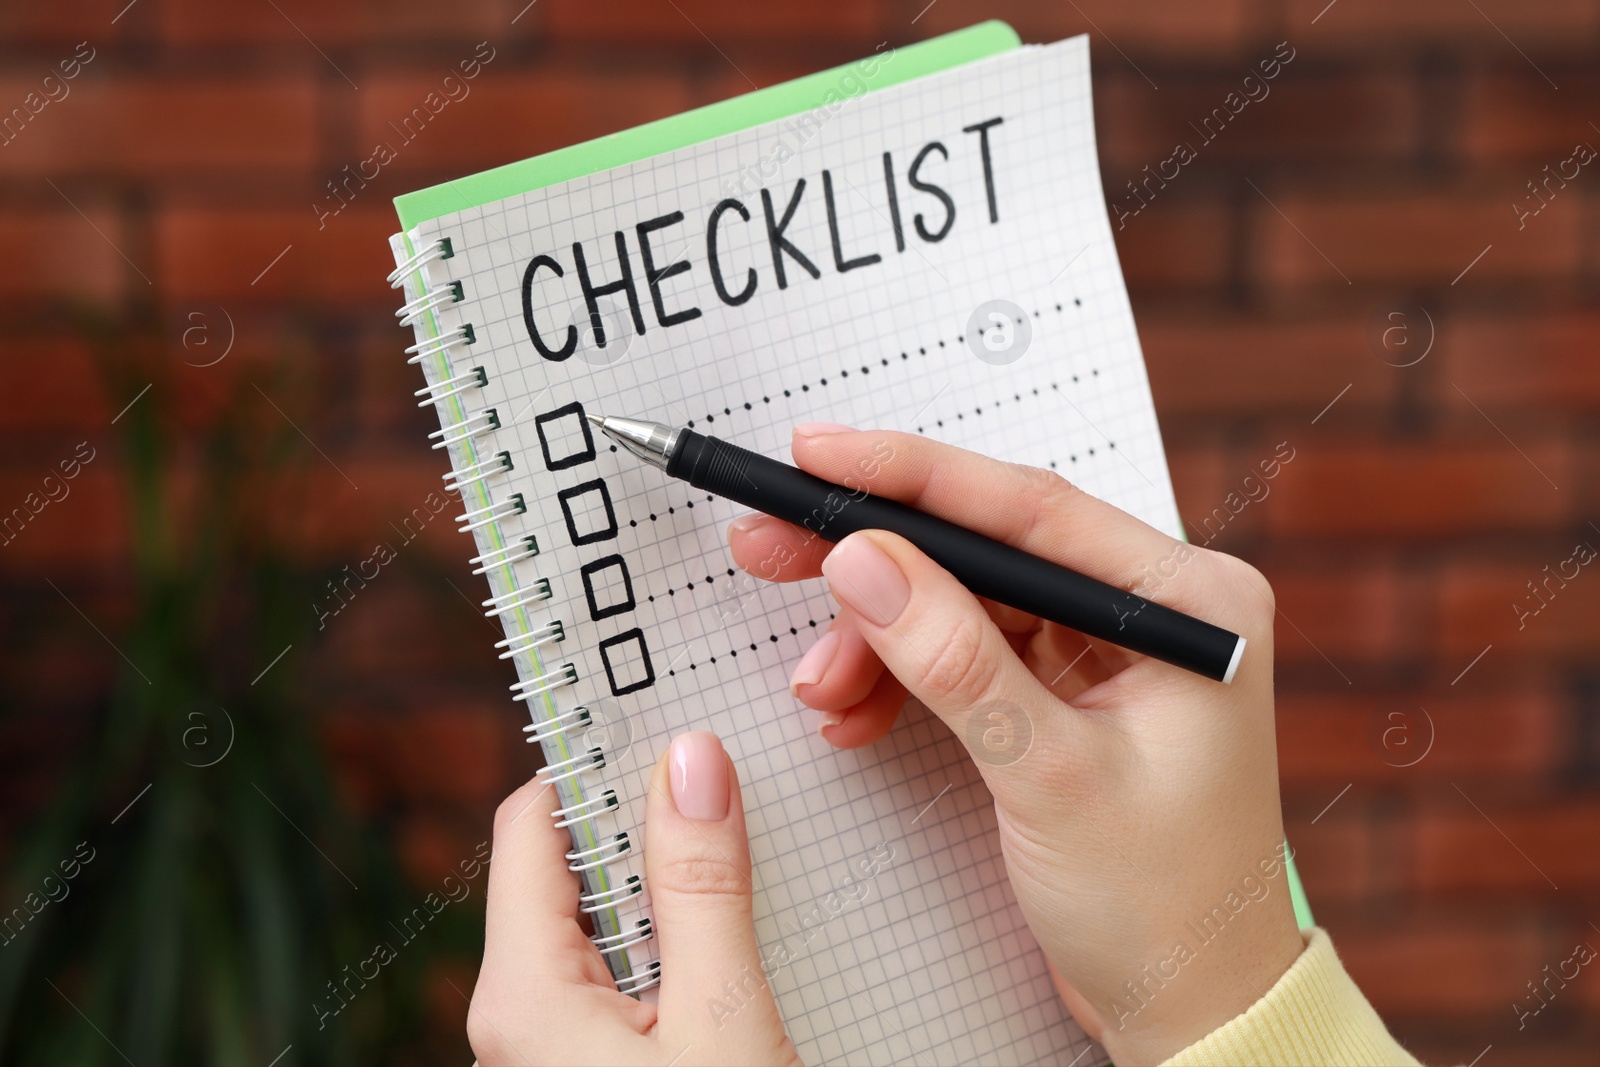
[586,412,682,471]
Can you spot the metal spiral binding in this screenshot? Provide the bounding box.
[580,876,643,913]
[496,620,563,659]
[416,366,487,406]
[484,579,552,619]
[406,323,476,364]
[567,833,631,872]
[616,961,661,995]
[457,492,526,533]
[470,536,538,575]
[592,919,653,956]
[430,408,499,450]
[391,228,656,1000]
[511,663,579,702]
[387,236,453,286]
[551,788,619,827]
[523,704,591,743]
[397,280,464,327]
[537,745,605,786]
[445,451,513,492]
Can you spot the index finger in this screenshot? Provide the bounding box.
[480,774,618,992]
[730,426,1203,608]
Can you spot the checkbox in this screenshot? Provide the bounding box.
[557,478,618,545]
[534,401,596,471]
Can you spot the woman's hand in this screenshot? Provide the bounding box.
[727,425,1305,1066]
[469,732,802,1067]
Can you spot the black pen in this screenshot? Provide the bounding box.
[588,413,1246,684]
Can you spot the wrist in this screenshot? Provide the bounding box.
[1095,893,1305,1065]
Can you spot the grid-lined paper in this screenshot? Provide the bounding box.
[409,36,1170,1065]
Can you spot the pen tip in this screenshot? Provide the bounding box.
[585,412,605,428]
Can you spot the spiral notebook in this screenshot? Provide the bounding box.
[387,23,1302,1065]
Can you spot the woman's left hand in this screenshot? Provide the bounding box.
[468,731,803,1067]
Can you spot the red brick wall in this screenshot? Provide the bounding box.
[1,1,1596,1063]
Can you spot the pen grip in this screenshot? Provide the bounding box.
[668,430,1241,682]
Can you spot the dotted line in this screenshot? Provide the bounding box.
[594,484,840,675]
[664,613,838,678]
[680,299,1088,430]
[644,566,738,601]
[919,379,1110,470]
[601,298,1108,676]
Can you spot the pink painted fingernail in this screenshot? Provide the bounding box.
[794,421,855,437]
[790,629,841,693]
[821,534,910,627]
[728,513,772,536]
[668,732,729,822]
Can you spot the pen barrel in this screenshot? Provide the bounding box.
[669,431,1242,682]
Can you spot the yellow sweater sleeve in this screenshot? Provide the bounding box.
[1160,928,1421,1067]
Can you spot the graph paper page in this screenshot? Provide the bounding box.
[412,35,1171,1065]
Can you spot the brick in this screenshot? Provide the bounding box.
[918,0,1255,58]
[1437,312,1600,412]
[6,315,299,440]
[1439,1037,1600,1067]
[1141,314,1392,418]
[352,70,694,175]
[324,715,386,815]
[1460,70,1600,161]
[1438,558,1600,661]
[317,581,490,680]
[1248,189,1583,290]
[166,321,306,433]
[1285,0,1600,48]
[263,456,460,559]
[1098,70,1419,172]
[0,2,129,43]
[0,206,130,304]
[1282,813,1375,902]
[424,961,479,1046]
[0,79,318,175]
[1403,1030,1600,1067]
[1264,442,1572,539]
[1113,198,1233,290]
[1165,445,1230,530]
[1581,963,1600,1017]
[0,464,127,569]
[1336,919,1546,1017]
[1415,800,1600,893]
[693,51,872,106]
[398,812,480,887]
[1,635,109,729]
[0,335,113,431]
[1276,687,1563,783]
[154,206,397,304]
[353,332,438,442]
[1265,565,1407,666]
[392,706,509,807]
[545,0,886,42]
[161,0,501,45]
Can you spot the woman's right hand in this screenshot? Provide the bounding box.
[727,426,1306,1066]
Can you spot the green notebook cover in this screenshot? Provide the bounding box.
[395,20,1021,230]
[391,18,1315,934]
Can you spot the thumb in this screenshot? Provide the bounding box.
[646,732,787,1052]
[819,530,1080,784]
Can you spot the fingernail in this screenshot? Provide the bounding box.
[728,512,772,536]
[818,711,846,738]
[821,534,910,627]
[794,421,855,437]
[669,732,729,822]
[790,629,841,693]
